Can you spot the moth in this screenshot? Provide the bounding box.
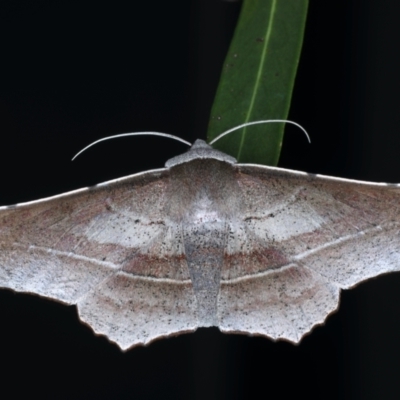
[1,137,399,350]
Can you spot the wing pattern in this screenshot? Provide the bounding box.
[0,169,197,349]
[217,165,400,342]
[1,155,400,348]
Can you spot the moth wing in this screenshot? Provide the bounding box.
[0,169,197,349]
[218,164,400,342]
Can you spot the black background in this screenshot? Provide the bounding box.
[1,1,400,399]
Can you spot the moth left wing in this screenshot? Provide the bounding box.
[218,164,400,343]
[0,169,197,349]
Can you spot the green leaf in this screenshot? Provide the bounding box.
[207,0,308,166]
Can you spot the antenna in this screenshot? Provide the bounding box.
[72,132,191,161]
[209,119,311,145]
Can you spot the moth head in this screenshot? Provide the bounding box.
[164,139,237,168]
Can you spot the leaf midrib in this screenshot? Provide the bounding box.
[237,0,277,160]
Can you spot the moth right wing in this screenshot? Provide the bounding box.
[218,164,400,343]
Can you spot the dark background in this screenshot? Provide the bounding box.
[1,1,400,399]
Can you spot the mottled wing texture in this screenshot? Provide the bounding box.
[0,169,197,350]
[218,164,400,343]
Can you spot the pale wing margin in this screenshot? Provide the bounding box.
[237,164,400,287]
[217,165,400,343]
[0,168,199,349]
[0,167,171,304]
